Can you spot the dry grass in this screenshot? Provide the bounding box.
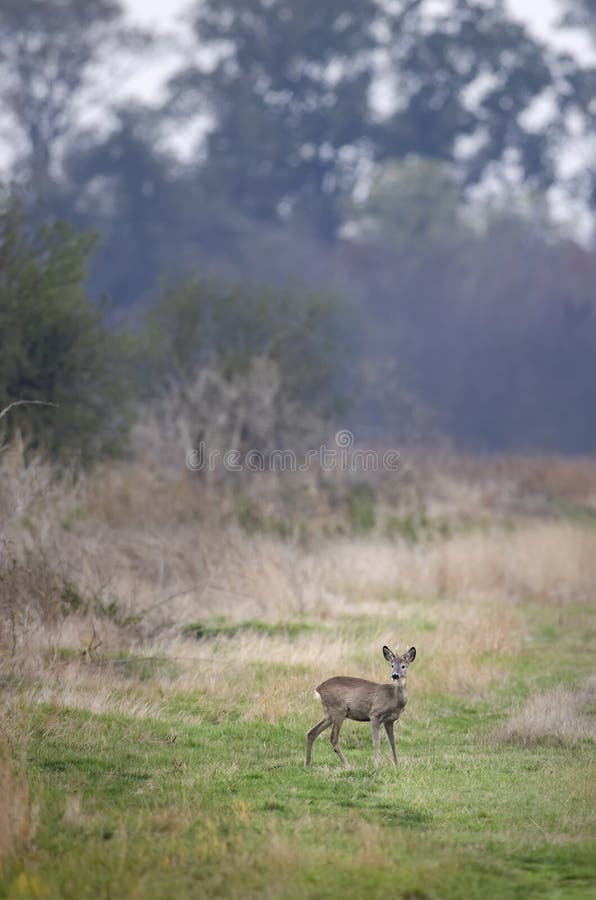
[31,670,167,720]
[2,444,595,621]
[4,590,525,727]
[0,713,37,863]
[419,453,596,517]
[412,523,595,603]
[493,679,596,747]
[311,521,596,606]
[412,601,524,698]
[1,445,595,730]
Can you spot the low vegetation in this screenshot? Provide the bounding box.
[0,448,594,898]
[0,720,36,868]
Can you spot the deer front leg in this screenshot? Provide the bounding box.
[371,717,381,767]
[384,720,397,766]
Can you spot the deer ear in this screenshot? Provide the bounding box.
[383,645,396,662]
[405,647,416,663]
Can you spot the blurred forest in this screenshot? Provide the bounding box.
[1,0,595,458]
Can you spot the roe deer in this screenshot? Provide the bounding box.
[305,645,416,769]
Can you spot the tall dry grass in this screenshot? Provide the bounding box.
[309,519,596,609]
[493,679,596,747]
[1,440,595,724]
[416,452,596,517]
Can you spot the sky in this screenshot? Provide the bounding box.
[123,0,595,61]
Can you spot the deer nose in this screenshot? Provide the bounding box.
[392,673,399,680]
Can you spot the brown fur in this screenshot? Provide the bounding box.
[305,645,416,768]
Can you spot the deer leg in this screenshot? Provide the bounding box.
[371,717,381,767]
[330,719,350,768]
[384,720,397,767]
[305,717,331,768]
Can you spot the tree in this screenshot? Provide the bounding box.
[57,107,258,306]
[379,0,563,190]
[349,157,466,253]
[340,203,596,453]
[169,0,588,241]
[58,108,183,304]
[0,0,150,197]
[144,275,349,439]
[169,0,382,238]
[0,197,135,463]
[559,0,596,36]
[556,0,596,207]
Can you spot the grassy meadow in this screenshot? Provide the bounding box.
[1,446,595,898]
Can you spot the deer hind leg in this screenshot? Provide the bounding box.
[305,717,332,768]
[330,716,350,768]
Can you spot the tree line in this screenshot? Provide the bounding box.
[0,0,595,454]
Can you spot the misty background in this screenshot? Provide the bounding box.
[1,0,595,460]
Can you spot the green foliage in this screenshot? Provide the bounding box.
[233,496,294,539]
[235,495,267,535]
[60,581,86,614]
[182,619,318,641]
[347,482,376,535]
[352,157,466,253]
[58,581,130,624]
[145,275,346,416]
[383,514,420,543]
[0,198,135,462]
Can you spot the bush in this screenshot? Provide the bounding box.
[0,197,135,463]
[144,275,347,423]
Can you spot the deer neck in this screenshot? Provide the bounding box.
[391,679,408,704]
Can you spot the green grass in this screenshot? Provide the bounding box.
[3,705,593,898]
[1,601,594,899]
[182,618,320,641]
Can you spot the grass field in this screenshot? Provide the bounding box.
[1,454,595,898]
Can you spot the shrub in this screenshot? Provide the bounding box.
[144,275,347,423]
[0,197,135,463]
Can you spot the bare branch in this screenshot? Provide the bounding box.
[0,400,59,422]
